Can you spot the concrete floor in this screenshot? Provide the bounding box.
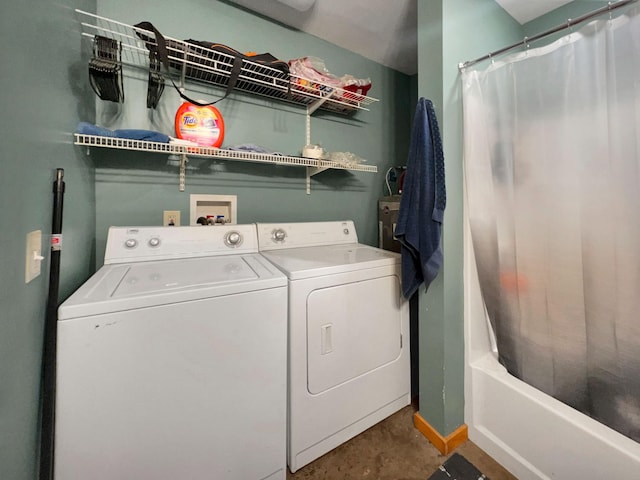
[287,405,517,480]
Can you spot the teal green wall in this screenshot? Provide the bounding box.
[0,0,97,478]
[416,0,521,436]
[93,0,414,264]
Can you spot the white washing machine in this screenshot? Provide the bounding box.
[257,220,410,472]
[55,225,288,480]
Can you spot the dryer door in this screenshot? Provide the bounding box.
[306,275,402,394]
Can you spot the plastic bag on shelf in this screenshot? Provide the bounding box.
[327,151,366,167]
[288,56,372,102]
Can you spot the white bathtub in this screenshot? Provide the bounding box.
[464,223,640,479]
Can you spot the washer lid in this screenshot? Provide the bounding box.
[260,243,400,280]
[112,256,256,297]
[58,253,286,319]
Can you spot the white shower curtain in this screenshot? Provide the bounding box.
[462,5,640,442]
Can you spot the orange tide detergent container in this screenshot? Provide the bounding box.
[175,102,225,147]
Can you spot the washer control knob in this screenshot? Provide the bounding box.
[343,228,350,235]
[124,238,138,249]
[225,231,243,247]
[148,237,161,248]
[272,229,287,242]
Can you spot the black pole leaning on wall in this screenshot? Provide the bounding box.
[39,168,65,480]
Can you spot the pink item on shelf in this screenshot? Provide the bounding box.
[288,56,372,102]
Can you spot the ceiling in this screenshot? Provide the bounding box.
[228,0,589,75]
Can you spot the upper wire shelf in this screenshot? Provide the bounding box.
[76,9,378,115]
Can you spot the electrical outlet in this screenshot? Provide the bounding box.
[163,210,181,226]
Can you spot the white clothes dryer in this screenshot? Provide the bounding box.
[56,225,287,480]
[257,220,410,472]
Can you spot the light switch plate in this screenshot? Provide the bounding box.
[25,230,43,283]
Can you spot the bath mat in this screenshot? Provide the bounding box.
[428,453,488,480]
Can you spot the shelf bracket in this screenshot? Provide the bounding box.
[179,154,188,192]
[304,89,334,193]
[307,88,335,115]
[306,89,335,145]
[306,166,329,194]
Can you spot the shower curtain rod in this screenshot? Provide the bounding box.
[458,0,638,70]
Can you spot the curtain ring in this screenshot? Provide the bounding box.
[567,19,573,33]
[488,52,494,64]
[523,36,529,49]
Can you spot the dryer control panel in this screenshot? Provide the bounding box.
[257,220,358,251]
[104,225,258,264]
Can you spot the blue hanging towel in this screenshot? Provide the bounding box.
[395,98,446,299]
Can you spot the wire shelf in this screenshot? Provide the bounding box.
[76,10,378,115]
